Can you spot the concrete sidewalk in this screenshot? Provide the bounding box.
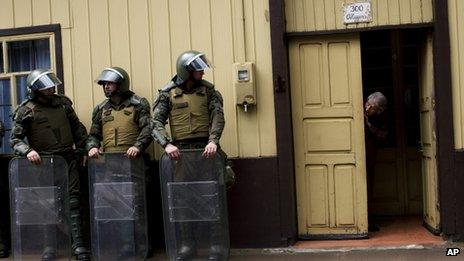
[150,243,464,260]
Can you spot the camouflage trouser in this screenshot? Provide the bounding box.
[60,154,87,251]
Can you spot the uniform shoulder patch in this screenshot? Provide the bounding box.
[160,81,177,92]
[13,102,33,120]
[200,79,215,89]
[57,94,73,106]
[18,99,32,108]
[129,94,142,105]
[97,99,110,110]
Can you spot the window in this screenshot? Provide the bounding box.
[0,33,57,153]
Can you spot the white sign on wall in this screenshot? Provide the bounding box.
[344,2,372,24]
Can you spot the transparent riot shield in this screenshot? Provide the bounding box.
[9,156,71,261]
[160,149,230,261]
[88,153,148,261]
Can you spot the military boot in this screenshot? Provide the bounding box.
[70,210,91,261]
[208,245,225,261]
[176,223,196,260]
[41,246,56,261]
[208,222,228,261]
[41,225,57,261]
[0,241,8,258]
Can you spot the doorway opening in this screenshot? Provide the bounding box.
[360,28,440,235]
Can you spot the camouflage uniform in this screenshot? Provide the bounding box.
[151,78,225,147]
[86,93,152,152]
[153,78,228,261]
[10,94,89,256]
[87,67,152,258]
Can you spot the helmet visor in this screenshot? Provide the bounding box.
[186,54,212,71]
[30,72,62,90]
[96,68,124,85]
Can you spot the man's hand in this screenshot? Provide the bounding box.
[88,147,102,158]
[202,142,217,158]
[165,144,180,160]
[27,150,42,165]
[126,146,140,159]
[364,114,372,128]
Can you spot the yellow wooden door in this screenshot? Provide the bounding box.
[420,33,440,231]
[289,34,367,237]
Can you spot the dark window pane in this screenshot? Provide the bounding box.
[16,75,28,104]
[0,79,12,153]
[0,130,11,153]
[0,43,3,73]
[8,38,50,72]
[0,79,11,106]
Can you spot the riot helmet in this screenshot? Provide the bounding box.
[96,67,130,97]
[26,69,61,99]
[175,50,212,85]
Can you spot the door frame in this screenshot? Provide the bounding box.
[269,0,456,242]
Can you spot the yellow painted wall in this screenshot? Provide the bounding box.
[449,0,464,149]
[0,0,276,158]
[285,0,434,33]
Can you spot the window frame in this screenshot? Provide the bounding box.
[0,25,63,154]
[0,24,64,94]
[1,33,56,107]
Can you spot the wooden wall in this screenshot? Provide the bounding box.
[0,0,276,158]
[285,0,433,33]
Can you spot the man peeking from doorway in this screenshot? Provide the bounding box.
[364,91,388,232]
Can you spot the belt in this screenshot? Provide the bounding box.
[173,138,208,149]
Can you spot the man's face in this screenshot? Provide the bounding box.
[36,87,56,103]
[365,99,382,116]
[38,87,56,96]
[190,70,204,82]
[102,81,118,97]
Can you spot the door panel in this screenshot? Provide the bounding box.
[290,34,367,237]
[420,33,440,231]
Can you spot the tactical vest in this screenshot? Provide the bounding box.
[169,86,210,141]
[26,102,74,153]
[101,106,139,152]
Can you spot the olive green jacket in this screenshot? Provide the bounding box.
[86,94,152,152]
[10,95,88,155]
[151,78,225,147]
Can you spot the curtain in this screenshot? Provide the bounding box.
[8,38,50,72]
[0,79,11,153]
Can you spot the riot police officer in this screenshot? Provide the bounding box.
[87,67,152,158]
[152,50,225,158]
[152,50,229,260]
[86,67,152,259]
[10,69,91,260]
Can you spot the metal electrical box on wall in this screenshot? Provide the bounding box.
[233,62,256,112]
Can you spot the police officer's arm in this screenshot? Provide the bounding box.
[151,91,172,148]
[62,99,88,152]
[133,97,152,151]
[86,106,103,151]
[207,87,225,144]
[10,106,33,155]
